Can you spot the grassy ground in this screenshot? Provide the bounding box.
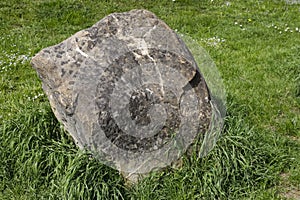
[0,0,299,199]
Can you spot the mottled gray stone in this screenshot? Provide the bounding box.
[31,9,212,182]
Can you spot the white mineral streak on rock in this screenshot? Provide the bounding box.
[75,46,89,58]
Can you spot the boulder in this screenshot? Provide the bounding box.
[31,9,212,182]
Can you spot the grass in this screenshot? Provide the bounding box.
[0,0,299,199]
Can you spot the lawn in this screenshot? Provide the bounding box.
[0,0,299,199]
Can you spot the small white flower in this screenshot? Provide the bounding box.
[234,22,238,25]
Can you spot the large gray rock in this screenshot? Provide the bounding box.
[31,9,212,182]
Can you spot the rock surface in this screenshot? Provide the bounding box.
[31,9,212,181]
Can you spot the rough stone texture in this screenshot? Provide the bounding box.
[31,9,212,182]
